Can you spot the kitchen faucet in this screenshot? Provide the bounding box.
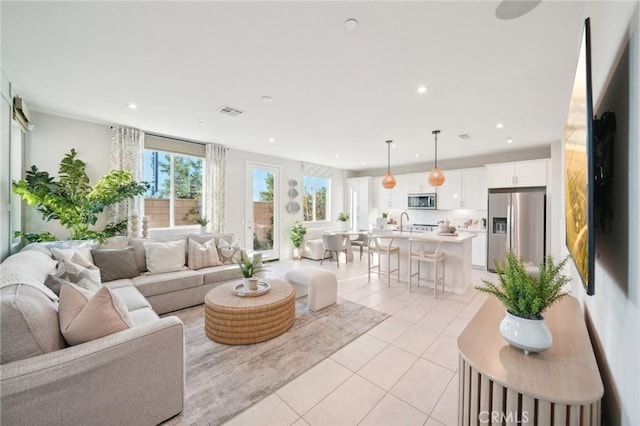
[400,211,410,232]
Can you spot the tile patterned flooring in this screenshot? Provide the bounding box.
[223,257,495,426]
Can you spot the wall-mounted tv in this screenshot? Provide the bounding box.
[564,18,595,295]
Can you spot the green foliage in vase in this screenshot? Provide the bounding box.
[12,149,149,242]
[289,221,307,249]
[237,252,266,278]
[337,212,350,222]
[476,252,570,320]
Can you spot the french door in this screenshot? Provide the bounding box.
[245,162,280,260]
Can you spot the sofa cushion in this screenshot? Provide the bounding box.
[132,270,203,297]
[0,284,66,364]
[51,245,95,265]
[129,238,148,272]
[96,236,130,249]
[57,253,102,291]
[188,238,223,269]
[189,232,235,246]
[91,247,139,282]
[109,284,153,312]
[200,264,242,285]
[128,307,160,327]
[1,250,58,283]
[58,283,133,346]
[143,240,187,274]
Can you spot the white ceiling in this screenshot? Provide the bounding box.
[2,1,585,171]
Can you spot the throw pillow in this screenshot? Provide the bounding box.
[51,246,94,265]
[44,274,72,297]
[217,239,241,265]
[57,253,102,291]
[58,283,133,346]
[91,247,139,282]
[143,240,186,274]
[188,238,223,270]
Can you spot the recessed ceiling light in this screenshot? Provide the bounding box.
[269,138,275,143]
[392,143,397,148]
[496,0,541,20]
[414,153,420,157]
[197,121,206,126]
[335,154,340,159]
[417,85,427,94]
[261,96,273,103]
[344,18,358,30]
[507,137,513,144]
[127,103,137,109]
[362,160,366,165]
[496,123,504,129]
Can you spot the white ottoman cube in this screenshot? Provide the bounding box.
[284,267,338,311]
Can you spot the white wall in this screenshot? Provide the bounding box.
[22,112,349,257]
[226,148,347,260]
[24,112,111,239]
[561,3,639,425]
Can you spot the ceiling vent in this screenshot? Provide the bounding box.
[458,134,471,140]
[218,105,244,117]
[13,96,34,131]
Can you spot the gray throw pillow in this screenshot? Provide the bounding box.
[44,274,72,296]
[91,247,139,282]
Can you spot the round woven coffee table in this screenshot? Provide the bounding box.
[204,279,295,345]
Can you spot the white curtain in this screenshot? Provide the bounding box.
[108,127,145,230]
[204,144,228,232]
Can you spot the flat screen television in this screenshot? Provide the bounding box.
[564,18,595,295]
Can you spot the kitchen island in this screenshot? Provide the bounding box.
[370,230,476,294]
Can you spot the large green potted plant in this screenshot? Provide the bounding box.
[12,149,149,242]
[289,221,307,260]
[476,252,570,354]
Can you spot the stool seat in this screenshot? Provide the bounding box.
[284,267,338,311]
[368,235,400,287]
[408,239,445,297]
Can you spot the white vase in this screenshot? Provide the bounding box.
[200,226,207,233]
[338,221,348,231]
[292,247,301,260]
[244,277,259,291]
[499,311,552,355]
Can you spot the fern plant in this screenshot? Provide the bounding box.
[12,149,149,242]
[476,252,570,320]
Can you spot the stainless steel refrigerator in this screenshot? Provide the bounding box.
[487,188,546,272]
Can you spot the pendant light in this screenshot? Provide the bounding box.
[428,130,445,187]
[382,140,396,189]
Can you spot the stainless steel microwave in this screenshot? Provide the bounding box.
[408,193,436,209]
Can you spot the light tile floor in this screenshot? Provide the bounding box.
[224,256,495,426]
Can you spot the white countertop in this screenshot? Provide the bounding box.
[371,230,476,243]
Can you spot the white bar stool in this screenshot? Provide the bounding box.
[408,238,445,297]
[368,235,400,287]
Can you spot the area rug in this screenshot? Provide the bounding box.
[162,298,389,426]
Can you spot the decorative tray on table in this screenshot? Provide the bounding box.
[233,281,271,297]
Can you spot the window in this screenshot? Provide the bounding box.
[143,150,204,228]
[302,176,330,222]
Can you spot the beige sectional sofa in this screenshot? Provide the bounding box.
[0,232,247,425]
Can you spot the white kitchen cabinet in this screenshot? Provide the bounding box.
[487,160,547,188]
[347,177,371,231]
[461,168,488,210]
[374,177,391,210]
[407,172,436,194]
[390,174,409,209]
[471,232,487,269]
[436,171,462,210]
[436,168,487,210]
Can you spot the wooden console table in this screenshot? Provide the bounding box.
[457,296,603,426]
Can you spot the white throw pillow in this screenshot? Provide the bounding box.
[143,240,186,274]
[58,283,133,346]
[57,253,101,291]
[51,246,94,265]
[188,238,223,270]
[217,238,242,265]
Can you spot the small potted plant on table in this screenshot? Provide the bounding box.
[237,252,266,290]
[337,212,350,231]
[476,252,570,355]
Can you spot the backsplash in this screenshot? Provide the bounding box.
[381,208,487,230]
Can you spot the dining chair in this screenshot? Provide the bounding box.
[408,238,445,297]
[367,235,400,287]
[350,232,370,260]
[320,233,349,268]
